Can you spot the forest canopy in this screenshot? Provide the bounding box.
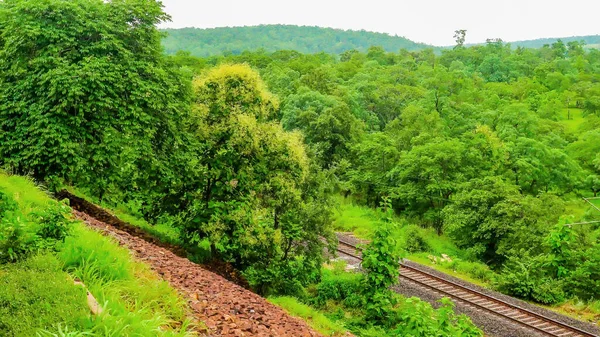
[161,25,437,56]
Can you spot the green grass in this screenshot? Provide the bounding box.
[0,255,89,336]
[332,197,385,239]
[268,296,348,336]
[0,172,197,336]
[333,197,469,260]
[559,108,585,133]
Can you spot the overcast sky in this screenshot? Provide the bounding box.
[158,0,599,46]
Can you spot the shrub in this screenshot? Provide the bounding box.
[441,259,495,284]
[394,298,482,337]
[403,226,430,253]
[565,245,600,300]
[531,278,565,304]
[0,190,40,263]
[496,254,565,305]
[312,270,363,307]
[0,189,18,217]
[35,200,74,243]
[0,191,74,263]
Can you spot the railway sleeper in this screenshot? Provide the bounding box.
[546,327,568,334]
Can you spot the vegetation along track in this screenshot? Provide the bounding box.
[336,238,598,337]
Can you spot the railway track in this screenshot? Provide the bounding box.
[335,238,597,337]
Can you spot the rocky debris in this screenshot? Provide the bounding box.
[74,210,325,337]
[427,254,453,264]
[57,190,249,288]
[73,279,103,315]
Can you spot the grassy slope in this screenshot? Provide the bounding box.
[332,197,493,286]
[560,108,586,134]
[0,174,196,336]
[66,186,353,336]
[268,296,348,337]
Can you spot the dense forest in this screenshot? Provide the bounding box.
[161,25,436,56]
[1,0,600,336]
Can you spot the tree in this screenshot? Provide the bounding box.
[182,64,334,294]
[583,84,600,116]
[347,132,399,206]
[361,199,401,322]
[562,90,577,120]
[389,138,472,232]
[443,177,564,264]
[281,88,363,168]
[453,30,467,49]
[0,0,194,214]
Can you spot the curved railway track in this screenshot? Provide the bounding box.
[336,238,597,337]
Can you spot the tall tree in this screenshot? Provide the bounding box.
[183,64,334,294]
[0,0,193,212]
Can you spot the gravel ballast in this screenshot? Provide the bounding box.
[336,232,599,337]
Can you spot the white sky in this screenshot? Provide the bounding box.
[158,0,599,46]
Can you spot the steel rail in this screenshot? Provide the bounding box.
[335,237,597,337]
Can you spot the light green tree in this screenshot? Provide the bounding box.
[184,64,334,294]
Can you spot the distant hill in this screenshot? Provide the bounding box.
[506,35,600,49]
[161,25,436,56]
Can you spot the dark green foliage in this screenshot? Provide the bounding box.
[281,87,364,168]
[161,25,436,57]
[0,0,197,217]
[443,177,564,264]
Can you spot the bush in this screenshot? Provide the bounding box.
[496,254,565,305]
[496,257,539,299]
[35,200,73,243]
[531,278,565,304]
[312,270,363,307]
[393,298,482,337]
[0,191,74,263]
[0,189,18,216]
[403,226,430,253]
[442,259,495,284]
[0,190,40,263]
[565,245,600,300]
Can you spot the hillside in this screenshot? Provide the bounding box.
[506,35,600,49]
[161,24,436,56]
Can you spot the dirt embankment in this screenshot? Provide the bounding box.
[62,191,324,337]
